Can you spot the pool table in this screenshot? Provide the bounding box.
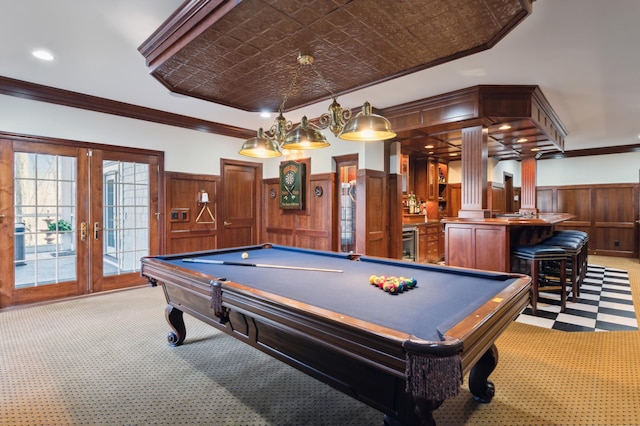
[141,244,530,426]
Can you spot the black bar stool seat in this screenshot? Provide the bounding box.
[512,245,568,314]
[553,230,589,286]
[542,234,588,300]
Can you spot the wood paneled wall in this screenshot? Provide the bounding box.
[488,182,506,215]
[165,172,219,254]
[262,173,335,251]
[262,168,390,257]
[537,183,638,257]
[443,181,635,257]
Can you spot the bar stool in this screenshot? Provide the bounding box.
[553,230,589,287]
[512,245,568,314]
[542,232,588,301]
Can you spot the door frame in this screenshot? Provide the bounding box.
[219,158,262,248]
[0,132,164,308]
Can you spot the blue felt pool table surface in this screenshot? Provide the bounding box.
[157,244,523,343]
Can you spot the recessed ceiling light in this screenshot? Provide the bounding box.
[260,112,272,118]
[32,49,54,61]
[516,138,528,143]
[531,147,541,152]
[498,124,511,130]
[449,153,458,157]
[425,144,434,149]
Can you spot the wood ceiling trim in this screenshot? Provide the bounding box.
[384,85,568,160]
[0,76,255,140]
[138,0,240,72]
[2,76,635,162]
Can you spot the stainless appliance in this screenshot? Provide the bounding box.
[402,226,418,261]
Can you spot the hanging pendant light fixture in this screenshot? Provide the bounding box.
[338,101,397,141]
[282,116,330,150]
[239,53,396,159]
[238,128,282,158]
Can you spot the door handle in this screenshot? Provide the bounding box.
[223,221,231,227]
[80,222,87,241]
[94,222,101,240]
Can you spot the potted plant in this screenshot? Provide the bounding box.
[48,219,72,232]
[47,219,73,250]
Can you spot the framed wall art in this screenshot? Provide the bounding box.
[279,160,305,209]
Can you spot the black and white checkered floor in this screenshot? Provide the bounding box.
[516,264,638,332]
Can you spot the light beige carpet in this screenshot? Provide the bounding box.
[1,255,640,425]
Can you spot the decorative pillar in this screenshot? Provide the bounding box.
[519,155,538,215]
[457,125,491,218]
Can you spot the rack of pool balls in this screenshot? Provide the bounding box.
[369,275,417,294]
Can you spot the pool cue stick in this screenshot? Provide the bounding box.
[182,258,343,273]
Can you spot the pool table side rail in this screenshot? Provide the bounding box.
[445,274,531,373]
[141,256,531,376]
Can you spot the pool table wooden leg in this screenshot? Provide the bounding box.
[468,343,498,403]
[165,304,186,347]
[383,399,442,426]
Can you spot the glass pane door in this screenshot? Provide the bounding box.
[101,160,149,276]
[14,152,77,288]
[89,149,158,293]
[336,156,358,253]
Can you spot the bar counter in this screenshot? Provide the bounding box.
[442,213,575,272]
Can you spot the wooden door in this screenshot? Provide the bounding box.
[89,149,161,293]
[504,172,514,213]
[219,159,261,248]
[3,140,88,307]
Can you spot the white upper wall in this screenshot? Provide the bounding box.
[0,95,246,175]
[536,153,640,185]
[448,153,640,187]
[1,95,381,177]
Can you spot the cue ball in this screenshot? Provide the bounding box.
[241,252,249,259]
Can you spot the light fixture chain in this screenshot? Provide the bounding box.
[279,63,303,113]
[312,66,336,99]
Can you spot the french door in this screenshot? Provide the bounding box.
[1,138,161,307]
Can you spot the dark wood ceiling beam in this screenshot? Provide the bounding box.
[384,85,569,161]
[0,76,255,140]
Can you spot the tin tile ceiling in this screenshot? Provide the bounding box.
[140,0,534,113]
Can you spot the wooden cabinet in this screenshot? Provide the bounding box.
[426,224,440,263]
[412,158,428,201]
[418,226,427,263]
[427,160,437,201]
[416,223,441,263]
[437,163,448,218]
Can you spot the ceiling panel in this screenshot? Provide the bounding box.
[141,0,534,112]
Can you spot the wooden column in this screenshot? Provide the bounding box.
[519,155,538,215]
[458,125,491,218]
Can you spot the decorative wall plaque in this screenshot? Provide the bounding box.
[279,160,305,209]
